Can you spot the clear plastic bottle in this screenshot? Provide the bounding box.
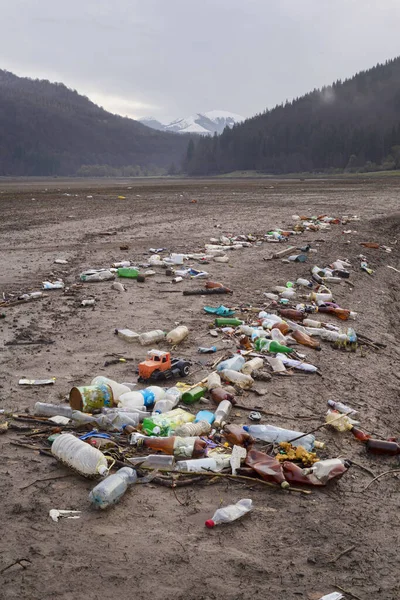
[166,325,189,344]
[80,270,115,282]
[89,467,137,509]
[34,402,73,418]
[303,318,322,328]
[214,400,232,428]
[270,328,287,344]
[128,454,175,469]
[119,391,149,409]
[174,420,212,437]
[275,353,318,373]
[327,400,358,416]
[176,456,227,472]
[205,498,252,528]
[220,370,254,389]
[296,278,313,288]
[243,424,320,452]
[91,376,131,401]
[51,433,109,477]
[139,330,166,345]
[115,328,139,342]
[152,386,181,414]
[216,355,245,372]
[145,386,166,402]
[206,372,222,390]
[112,261,131,268]
[241,357,264,375]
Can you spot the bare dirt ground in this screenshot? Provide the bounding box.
[0,177,399,600]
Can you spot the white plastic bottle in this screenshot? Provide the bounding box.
[112,261,131,268]
[280,289,296,300]
[174,420,211,437]
[145,386,166,402]
[270,328,287,343]
[89,467,137,509]
[34,402,73,418]
[166,325,189,344]
[327,400,358,416]
[139,330,165,345]
[91,376,131,401]
[296,278,312,288]
[51,434,108,477]
[175,456,228,472]
[214,400,232,428]
[152,386,181,414]
[241,357,264,375]
[302,459,348,484]
[206,372,221,390]
[303,318,322,328]
[205,498,253,528]
[275,353,318,373]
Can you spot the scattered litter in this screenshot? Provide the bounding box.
[49,509,82,523]
[19,378,56,386]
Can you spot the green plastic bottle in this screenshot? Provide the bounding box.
[182,385,207,405]
[142,408,195,436]
[117,267,139,279]
[254,338,294,354]
[214,318,244,327]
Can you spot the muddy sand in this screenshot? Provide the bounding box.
[0,177,399,600]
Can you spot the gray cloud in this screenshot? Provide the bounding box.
[1,0,399,121]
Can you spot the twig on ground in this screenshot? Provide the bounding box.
[0,559,31,574]
[328,544,356,564]
[334,583,364,600]
[350,461,377,478]
[363,469,400,491]
[20,474,74,490]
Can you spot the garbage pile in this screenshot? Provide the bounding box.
[2,210,397,529]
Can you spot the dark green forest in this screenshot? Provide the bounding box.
[186,57,400,175]
[0,70,189,176]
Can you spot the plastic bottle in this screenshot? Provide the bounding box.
[270,328,287,344]
[243,424,321,452]
[327,400,358,416]
[205,498,252,528]
[217,355,245,372]
[214,400,232,428]
[174,420,212,437]
[91,376,131,401]
[223,424,254,448]
[112,261,131,268]
[207,372,221,390]
[80,270,115,282]
[307,291,333,303]
[302,459,351,484]
[145,386,165,402]
[51,433,109,477]
[275,353,318,373]
[317,306,352,321]
[210,387,235,405]
[138,435,207,458]
[280,289,296,300]
[115,328,139,342]
[303,318,322,328]
[278,309,304,321]
[89,467,137,509]
[272,321,290,335]
[34,402,73,418]
[220,370,254,389]
[166,325,189,344]
[241,357,264,375]
[117,267,139,279]
[366,439,400,455]
[215,318,243,327]
[152,386,181,414]
[101,406,147,421]
[296,278,313,288]
[142,408,195,435]
[119,391,149,409]
[128,455,175,469]
[71,410,140,431]
[138,330,166,345]
[245,449,289,488]
[194,410,215,424]
[282,460,349,486]
[182,385,207,404]
[291,329,321,350]
[254,338,294,354]
[176,456,227,472]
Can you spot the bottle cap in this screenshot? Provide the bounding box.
[314,441,325,449]
[205,520,215,528]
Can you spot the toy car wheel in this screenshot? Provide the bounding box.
[181,364,190,376]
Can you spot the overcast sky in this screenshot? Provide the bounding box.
[1,0,400,123]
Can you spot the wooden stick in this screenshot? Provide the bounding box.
[350,461,376,479]
[328,544,355,564]
[334,584,364,600]
[20,474,74,490]
[363,469,400,491]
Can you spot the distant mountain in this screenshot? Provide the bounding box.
[140,110,244,135]
[186,57,400,175]
[0,70,190,175]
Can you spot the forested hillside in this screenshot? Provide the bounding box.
[186,57,400,175]
[0,70,189,175]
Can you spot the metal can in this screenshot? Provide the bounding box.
[69,383,114,412]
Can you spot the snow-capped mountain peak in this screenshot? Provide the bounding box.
[139,110,244,135]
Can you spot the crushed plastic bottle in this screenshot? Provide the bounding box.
[205,498,253,528]
[243,424,323,451]
[89,467,137,509]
